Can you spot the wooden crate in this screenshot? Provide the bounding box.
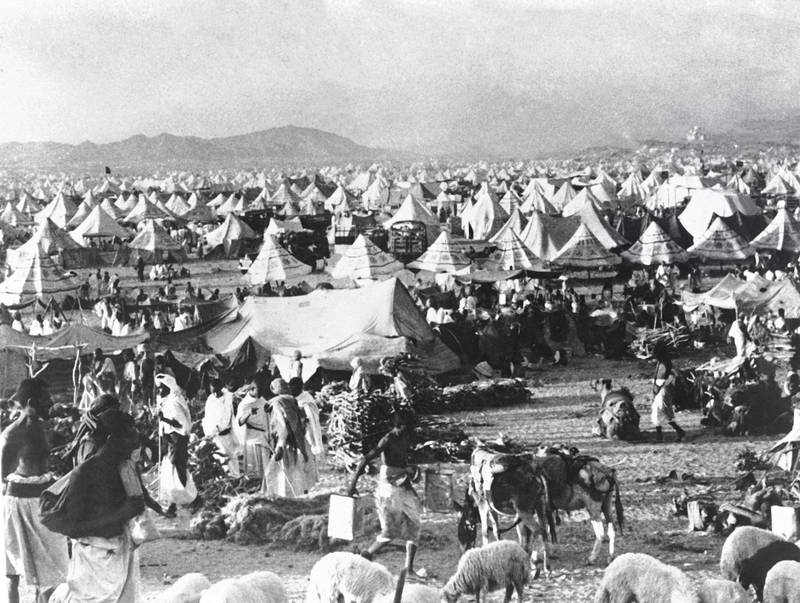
[771,505,800,541]
[327,494,365,541]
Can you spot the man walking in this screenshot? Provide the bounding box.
[1,378,69,603]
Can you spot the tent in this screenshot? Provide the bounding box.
[561,186,603,217]
[461,183,508,240]
[735,280,800,319]
[519,187,557,215]
[245,234,311,285]
[70,205,130,244]
[123,195,173,222]
[687,216,755,262]
[204,213,258,258]
[407,230,472,274]
[99,198,121,220]
[36,193,77,229]
[678,189,761,239]
[128,219,187,263]
[65,196,98,229]
[165,194,192,216]
[552,223,622,268]
[382,194,440,244]
[483,228,548,272]
[488,208,527,244]
[0,203,34,227]
[518,211,580,262]
[265,217,306,236]
[7,218,82,266]
[621,221,688,266]
[749,208,800,253]
[205,277,460,375]
[550,181,577,212]
[0,246,80,305]
[330,234,404,281]
[499,190,524,214]
[578,203,629,250]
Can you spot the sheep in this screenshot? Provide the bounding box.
[763,559,800,603]
[696,578,749,603]
[593,553,699,603]
[305,551,395,603]
[720,526,785,581]
[199,571,286,603]
[441,540,530,603]
[156,573,211,603]
[738,541,800,601]
[374,584,441,603]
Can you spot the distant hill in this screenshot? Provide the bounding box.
[0,125,408,170]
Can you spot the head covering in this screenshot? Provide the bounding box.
[98,409,137,441]
[12,377,49,409]
[350,356,363,370]
[270,378,290,395]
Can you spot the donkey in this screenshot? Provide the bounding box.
[460,445,554,577]
[532,450,624,565]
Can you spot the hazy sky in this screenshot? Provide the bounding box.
[2,0,799,155]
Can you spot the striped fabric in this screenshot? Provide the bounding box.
[750,208,800,252]
[484,228,544,271]
[0,247,79,305]
[688,216,755,261]
[331,234,404,280]
[407,230,471,273]
[552,223,622,268]
[621,221,688,265]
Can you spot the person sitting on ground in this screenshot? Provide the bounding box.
[11,311,25,333]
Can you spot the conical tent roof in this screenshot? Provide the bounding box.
[99,198,121,220]
[687,216,755,261]
[519,211,579,261]
[16,193,42,214]
[484,228,546,271]
[166,194,192,216]
[36,192,77,228]
[205,213,258,257]
[181,203,216,223]
[128,220,186,262]
[678,188,761,239]
[114,194,137,213]
[383,193,439,228]
[331,234,404,280]
[579,203,629,250]
[552,223,622,268]
[13,219,82,258]
[499,190,523,214]
[70,205,130,243]
[270,183,303,207]
[124,195,172,222]
[520,188,557,215]
[246,234,312,285]
[0,203,33,226]
[749,208,800,252]
[562,186,603,217]
[489,208,528,244]
[621,221,688,265]
[0,246,80,305]
[407,230,472,273]
[462,183,509,240]
[65,197,96,229]
[550,181,577,212]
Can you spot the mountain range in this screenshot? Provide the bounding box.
[0,126,408,170]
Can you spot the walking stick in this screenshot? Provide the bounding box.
[393,541,416,603]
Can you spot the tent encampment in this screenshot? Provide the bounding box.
[205,277,460,374]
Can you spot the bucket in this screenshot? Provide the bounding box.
[327,494,365,541]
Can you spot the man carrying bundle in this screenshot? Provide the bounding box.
[1,378,69,603]
[347,407,425,577]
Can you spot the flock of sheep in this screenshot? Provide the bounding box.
[154,525,800,603]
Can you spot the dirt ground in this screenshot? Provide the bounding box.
[18,259,780,601]
[138,354,776,602]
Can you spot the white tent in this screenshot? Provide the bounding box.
[678,189,761,240]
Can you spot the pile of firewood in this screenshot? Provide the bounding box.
[629,324,691,359]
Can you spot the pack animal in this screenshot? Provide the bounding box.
[592,379,640,441]
[459,445,554,577]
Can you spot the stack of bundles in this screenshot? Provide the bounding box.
[429,379,530,414]
[629,324,691,359]
[325,379,531,469]
[190,493,380,550]
[186,437,261,513]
